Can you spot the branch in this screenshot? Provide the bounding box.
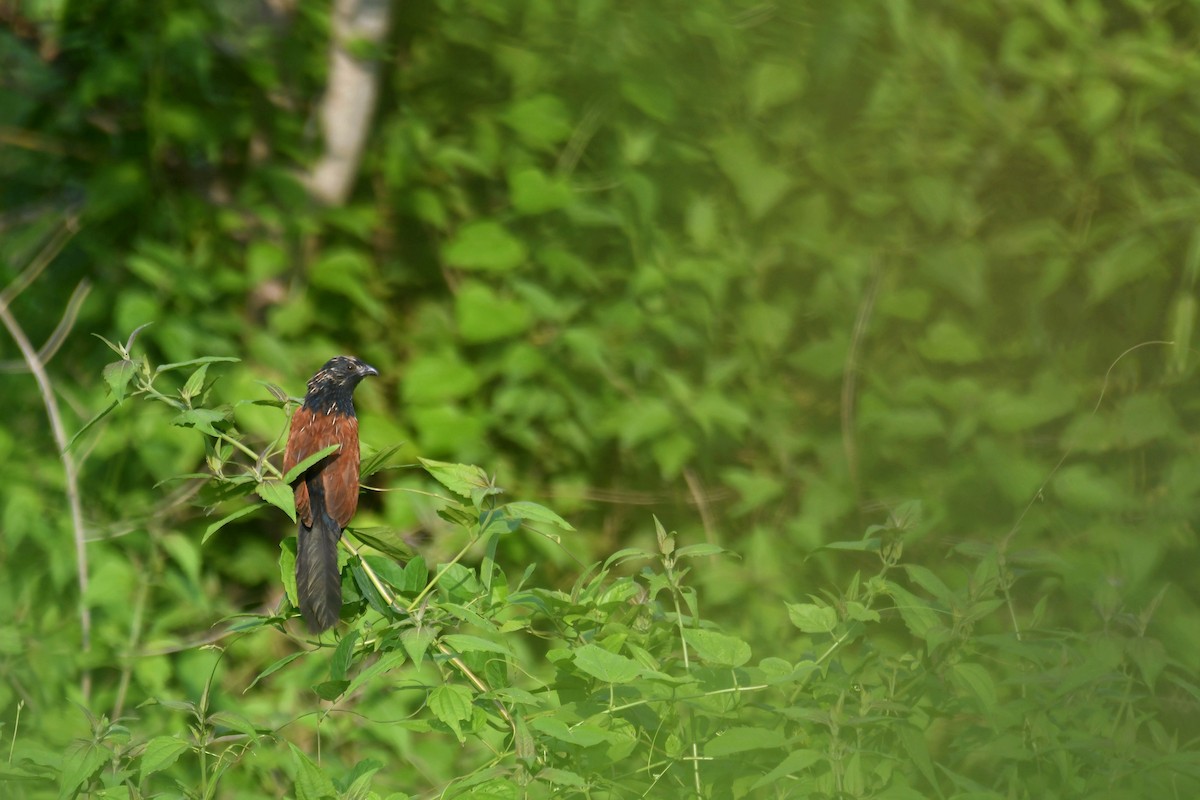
[302,0,392,206]
[0,280,92,702]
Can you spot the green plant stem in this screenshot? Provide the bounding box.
[406,531,480,613]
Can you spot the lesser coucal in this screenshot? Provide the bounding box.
[283,355,378,632]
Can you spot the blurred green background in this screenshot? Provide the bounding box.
[3,0,1200,795]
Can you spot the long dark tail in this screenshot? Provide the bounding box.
[296,479,343,633]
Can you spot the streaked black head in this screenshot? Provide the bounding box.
[302,355,379,415]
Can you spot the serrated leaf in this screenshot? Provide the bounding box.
[102,359,138,401]
[786,602,838,634]
[330,630,360,682]
[681,628,752,667]
[181,363,209,399]
[502,501,575,531]
[139,736,190,778]
[418,458,499,501]
[440,634,513,656]
[349,527,414,562]
[283,444,342,485]
[674,543,731,560]
[289,742,336,800]
[401,627,436,666]
[573,644,641,683]
[59,739,109,800]
[428,684,473,742]
[886,582,941,642]
[172,407,227,436]
[256,480,295,522]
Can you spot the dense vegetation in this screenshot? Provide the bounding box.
[3,0,1200,797]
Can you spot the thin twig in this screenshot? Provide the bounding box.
[0,281,92,702]
[0,279,91,373]
[0,213,79,306]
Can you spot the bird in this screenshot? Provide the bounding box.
[282,355,378,632]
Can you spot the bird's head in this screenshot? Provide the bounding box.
[303,356,379,410]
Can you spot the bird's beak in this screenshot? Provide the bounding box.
[361,363,379,377]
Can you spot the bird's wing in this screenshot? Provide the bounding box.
[283,408,360,529]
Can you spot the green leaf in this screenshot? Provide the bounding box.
[181,362,209,399]
[330,629,360,682]
[704,726,785,757]
[283,444,342,484]
[712,133,793,220]
[440,634,513,656]
[256,480,295,522]
[673,543,730,560]
[310,248,385,320]
[349,527,414,562]
[529,717,613,747]
[247,652,307,690]
[572,644,641,683]
[419,458,501,503]
[753,749,825,789]
[203,504,262,545]
[443,221,527,272]
[917,319,983,364]
[428,684,473,742]
[509,166,573,214]
[139,736,190,779]
[502,501,575,531]
[402,352,481,404]
[155,355,239,374]
[500,94,572,149]
[102,358,138,401]
[456,281,533,342]
[313,680,350,701]
[346,651,407,697]
[401,627,436,666]
[279,538,298,608]
[536,767,587,788]
[67,399,120,451]
[171,407,227,436]
[950,662,997,710]
[59,739,110,800]
[886,582,942,643]
[289,742,337,800]
[360,443,407,479]
[786,602,837,634]
[682,628,752,667]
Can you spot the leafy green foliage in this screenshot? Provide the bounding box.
[3,0,1200,797]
